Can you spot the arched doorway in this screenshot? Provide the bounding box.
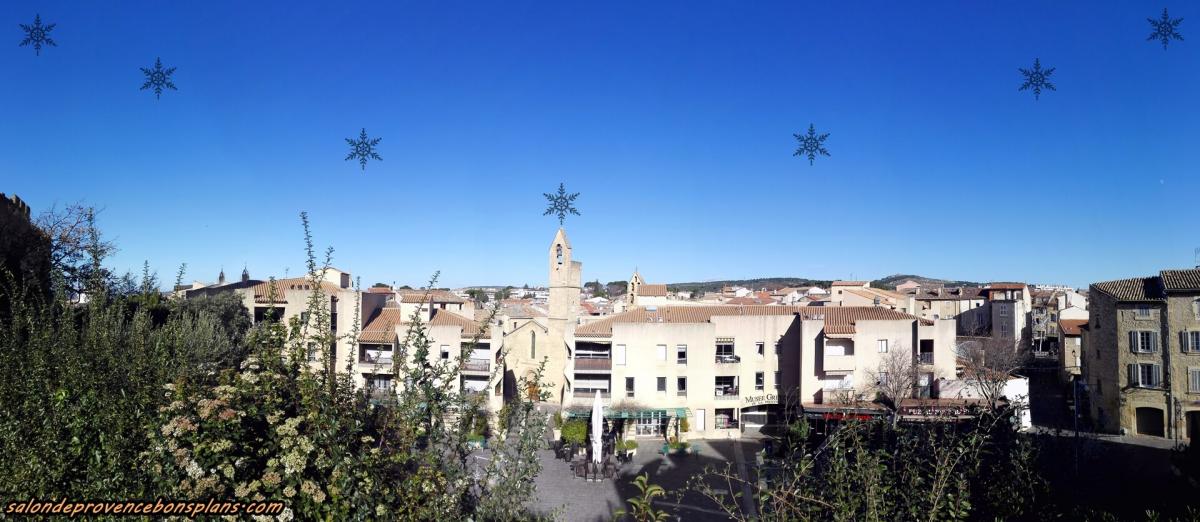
[1135,407,1165,437]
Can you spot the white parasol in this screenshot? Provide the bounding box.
[591,390,603,464]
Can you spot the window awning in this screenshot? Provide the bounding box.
[565,408,688,419]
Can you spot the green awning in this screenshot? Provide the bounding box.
[565,408,688,419]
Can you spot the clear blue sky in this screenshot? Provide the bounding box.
[3,1,1197,289]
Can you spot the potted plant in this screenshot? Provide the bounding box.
[551,411,564,441]
[561,419,587,456]
[622,438,638,459]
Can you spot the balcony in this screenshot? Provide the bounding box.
[715,354,741,364]
[569,390,611,406]
[462,359,490,374]
[917,352,934,365]
[360,351,394,365]
[462,389,489,400]
[677,390,687,397]
[574,357,612,372]
[823,355,855,372]
[714,386,740,400]
[715,418,740,429]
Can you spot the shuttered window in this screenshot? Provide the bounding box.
[1128,363,1162,388]
[1183,331,1200,353]
[1189,368,1200,393]
[1129,331,1158,353]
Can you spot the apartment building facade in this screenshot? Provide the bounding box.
[565,305,957,439]
[1083,269,1200,442]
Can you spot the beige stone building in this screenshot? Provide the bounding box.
[565,305,958,439]
[1082,268,1200,442]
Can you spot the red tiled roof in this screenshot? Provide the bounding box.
[358,308,405,343]
[1160,269,1200,291]
[985,283,1027,290]
[1059,319,1087,336]
[251,277,343,304]
[911,287,982,301]
[725,296,778,305]
[575,305,928,338]
[397,289,466,304]
[1091,277,1165,302]
[366,286,394,293]
[638,284,668,297]
[430,308,490,337]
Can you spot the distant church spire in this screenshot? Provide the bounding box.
[218,267,226,285]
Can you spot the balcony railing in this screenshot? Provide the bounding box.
[714,386,740,399]
[677,390,687,397]
[462,389,489,399]
[917,352,934,365]
[462,359,490,373]
[715,354,741,364]
[360,351,394,365]
[715,418,740,429]
[823,355,855,372]
[574,358,612,371]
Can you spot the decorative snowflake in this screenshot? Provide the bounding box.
[345,128,382,170]
[542,183,580,225]
[1018,58,1055,100]
[19,14,56,56]
[1147,8,1184,50]
[793,124,830,165]
[140,57,177,99]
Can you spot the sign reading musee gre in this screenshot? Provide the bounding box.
[742,394,778,406]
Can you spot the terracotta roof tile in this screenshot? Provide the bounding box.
[1160,269,1200,291]
[1091,277,1165,302]
[397,289,466,304]
[358,308,405,343]
[575,305,926,338]
[251,277,343,304]
[1059,319,1087,336]
[638,284,668,297]
[430,308,490,337]
[832,281,867,287]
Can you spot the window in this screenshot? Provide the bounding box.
[999,305,1008,317]
[1194,299,1200,320]
[530,332,536,359]
[877,340,888,353]
[1190,368,1200,393]
[878,372,889,386]
[615,344,627,365]
[657,377,666,392]
[677,377,687,396]
[756,342,765,356]
[755,372,764,391]
[1050,313,1058,322]
[440,345,450,360]
[1136,305,1151,318]
[1185,331,1200,353]
[1131,331,1158,353]
[1128,363,1162,388]
[676,345,687,364]
[625,377,635,398]
[716,343,734,356]
[774,371,780,390]
[657,344,667,361]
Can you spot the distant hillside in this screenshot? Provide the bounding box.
[870,274,981,291]
[666,277,833,295]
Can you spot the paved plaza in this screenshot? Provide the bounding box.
[527,437,765,521]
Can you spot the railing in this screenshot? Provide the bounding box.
[714,387,740,399]
[823,355,855,372]
[677,390,687,397]
[918,352,934,365]
[360,351,394,365]
[574,358,612,371]
[368,389,393,402]
[715,354,741,364]
[462,389,489,399]
[462,359,490,373]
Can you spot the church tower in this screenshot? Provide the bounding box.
[547,227,581,337]
[628,270,644,306]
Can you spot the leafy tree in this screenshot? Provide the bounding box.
[616,474,670,522]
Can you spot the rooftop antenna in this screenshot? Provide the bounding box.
[1194,247,1200,268]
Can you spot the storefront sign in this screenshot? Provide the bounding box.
[742,394,778,406]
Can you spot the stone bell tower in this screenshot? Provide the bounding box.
[548,228,581,336]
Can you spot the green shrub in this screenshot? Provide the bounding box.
[561,419,587,445]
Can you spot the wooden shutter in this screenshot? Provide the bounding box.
[1150,332,1159,352]
[1183,331,1191,353]
[1129,332,1138,353]
[1153,365,1163,387]
[1127,364,1137,386]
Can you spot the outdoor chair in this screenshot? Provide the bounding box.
[574,461,586,479]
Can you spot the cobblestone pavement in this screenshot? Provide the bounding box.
[529,438,760,521]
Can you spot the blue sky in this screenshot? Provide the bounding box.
[3,1,1197,289]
